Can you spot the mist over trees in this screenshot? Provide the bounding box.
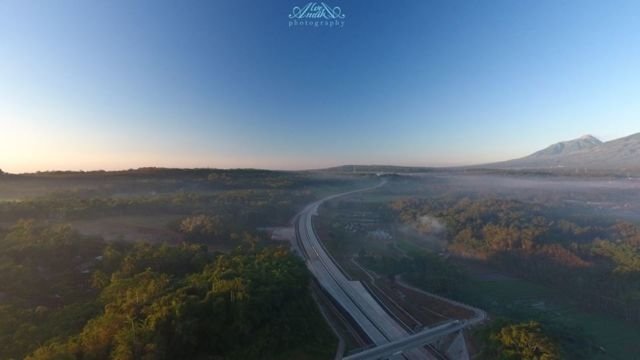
[391,191,640,323]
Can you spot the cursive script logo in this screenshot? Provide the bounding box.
[289,2,345,20]
[288,2,346,28]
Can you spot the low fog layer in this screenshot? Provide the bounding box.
[405,173,640,221]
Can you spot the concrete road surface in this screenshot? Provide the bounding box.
[294,181,433,359]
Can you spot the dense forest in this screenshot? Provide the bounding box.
[0,220,334,360]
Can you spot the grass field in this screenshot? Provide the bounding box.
[456,275,640,359]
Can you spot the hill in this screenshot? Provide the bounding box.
[484,133,640,174]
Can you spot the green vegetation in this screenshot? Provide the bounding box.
[359,250,466,297]
[5,169,639,359]
[456,277,640,359]
[479,320,561,360]
[27,245,333,360]
[0,221,105,359]
[0,169,370,224]
[391,197,640,323]
[0,222,335,360]
[313,175,640,359]
[593,241,640,274]
[387,193,640,358]
[178,214,225,241]
[0,220,104,306]
[0,169,376,359]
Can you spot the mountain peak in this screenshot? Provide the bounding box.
[529,135,602,158]
[580,134,599,141]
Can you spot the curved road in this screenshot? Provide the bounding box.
[294,180,485,359]
[295,181,439,359]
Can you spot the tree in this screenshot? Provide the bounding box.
[26,245,334,360]
[178,215,225,242]
[481,320,561,360]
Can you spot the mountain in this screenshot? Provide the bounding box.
[529,135,602,157]
[486,133,640,173]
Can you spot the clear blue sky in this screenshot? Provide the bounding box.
[1,0,639,172]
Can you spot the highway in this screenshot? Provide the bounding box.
[294,181,442,359]
[342,321,467,360]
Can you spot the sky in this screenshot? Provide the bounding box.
[1,0,639,173]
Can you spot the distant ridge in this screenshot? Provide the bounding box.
[484,132,640,173]
[320,165,434,173]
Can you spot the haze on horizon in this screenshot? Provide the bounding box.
[2,0,639,173]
